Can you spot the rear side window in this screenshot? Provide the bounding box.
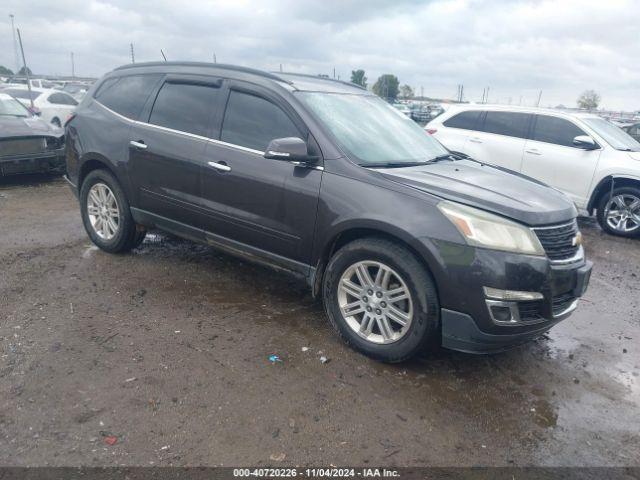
[48,93,78,106]
[94,74,161,120]
[149,82,219,137]
[443,110,481,130]
[482,111,530,139]
[221,91,300,152]
[532,115,586,147]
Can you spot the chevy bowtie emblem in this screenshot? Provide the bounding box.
[572,232,583,247]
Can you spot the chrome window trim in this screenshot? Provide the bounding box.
[94,99,264,156]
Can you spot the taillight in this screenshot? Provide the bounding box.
[425,128,437,135]
[64,113,76,127]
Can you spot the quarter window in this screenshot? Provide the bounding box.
[532,115,586,147]
[221,91,300,152]
[94,74,161,120]
[149,82,220,137]
[443,110,482,130]
[482,111,531,139]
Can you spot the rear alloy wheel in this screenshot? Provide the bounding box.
[80,169,143,253]
[597,187,640,238]
[87,183,120,240]
[323,237,440,363]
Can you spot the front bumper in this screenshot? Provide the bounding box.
[0,148,66,176]
[432,239,593,353]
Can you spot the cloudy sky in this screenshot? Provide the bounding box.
[2,0,639,110]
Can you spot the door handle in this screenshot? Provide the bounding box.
[207,161,231,172]
[130,140,147,150]
[525,149,541,155]
[468,137,482,143]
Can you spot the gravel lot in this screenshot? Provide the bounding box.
[1,175,638,467]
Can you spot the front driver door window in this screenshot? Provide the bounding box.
[522,115,601,207]
[200,86,322,268]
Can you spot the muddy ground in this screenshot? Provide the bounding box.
[0,175,638,467]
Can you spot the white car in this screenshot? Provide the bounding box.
[3,87,78,127]
[426,105,640,237]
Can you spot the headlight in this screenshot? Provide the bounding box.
[437,201,545,256]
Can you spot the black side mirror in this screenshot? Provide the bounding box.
[573,135,598,150]
[264,137,319,164]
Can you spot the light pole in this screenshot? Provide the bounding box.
[10,14,19,74]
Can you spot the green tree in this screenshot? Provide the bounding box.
[350,69,367,88]
[372,74,400,101]
[0,65,14,76]
[577,90,601,110]
[18,66,33,76]
[399,84,414,99]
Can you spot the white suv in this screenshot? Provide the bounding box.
[426,105,640,237]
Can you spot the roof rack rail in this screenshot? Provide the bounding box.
[275,72,367,91]
[114,61,293,84]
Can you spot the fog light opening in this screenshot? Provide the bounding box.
[490,305,513,323]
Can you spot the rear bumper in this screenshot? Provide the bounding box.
[0,149,66,176]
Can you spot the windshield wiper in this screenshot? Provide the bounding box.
[362,161,432,169]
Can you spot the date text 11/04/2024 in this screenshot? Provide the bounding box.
[233,468,400,477]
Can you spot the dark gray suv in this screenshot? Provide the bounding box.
[65,62,592,362]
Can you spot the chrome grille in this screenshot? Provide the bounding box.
[533,221,580,261]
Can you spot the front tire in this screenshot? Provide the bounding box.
[596,186,640,238]
[323,237,440,363]
[51,117,61,128]
[80,169,142,253]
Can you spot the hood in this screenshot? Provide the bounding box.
[0,116,63,138]
[627,151,640,162]
[378,160,577,226]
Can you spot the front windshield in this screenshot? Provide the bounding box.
[0,94,30,117]
[582,117,640,152]
[297,92,448,165]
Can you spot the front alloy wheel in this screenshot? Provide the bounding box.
[323,237,440,363]
[604,194,640,234]
[338,261,413,344]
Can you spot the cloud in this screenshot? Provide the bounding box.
[1,0,638,109]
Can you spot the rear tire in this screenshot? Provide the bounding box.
[596,186,640,238]
[322,237,440,363]
[80,169,142,253]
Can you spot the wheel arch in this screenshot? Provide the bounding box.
[311,222,443,301]
[77,154,122,194]
[587,175,640,214]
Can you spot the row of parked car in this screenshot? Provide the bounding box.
[1,67,639,239]
[425,105,640,238]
